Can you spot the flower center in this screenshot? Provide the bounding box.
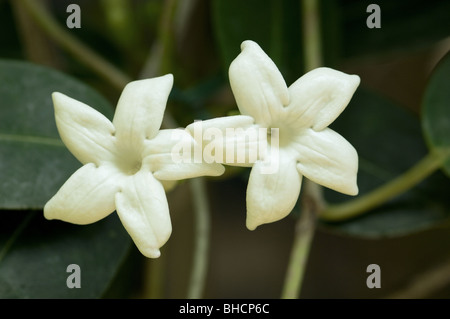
[267,125,293,148]
[114,147,143,176]
[123,159,143,175]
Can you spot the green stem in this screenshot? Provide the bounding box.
[138,0,178,130]
[320,150,449,222]
[187,178,210,299]
[10,0,60,67]
[139,0,176,78]
[19,0,131,90]
[141,1,212,298]
[301,0,322,71]
[281,181,321,298]
[145,254,166,299]
[280,0,323,299]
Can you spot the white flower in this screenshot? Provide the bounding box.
[189,40,360,230]
[44,74,224,258]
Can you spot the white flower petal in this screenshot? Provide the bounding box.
[151,155,225,180]
[143,129,225,180]
[229,40,289,126]
[52,92,116,165]
[286,67,360,131]
[115,171,172,258]
[186,115,260,166]
[293,127,358,195]
[44,163,123,224]
[186,115,255,134]
[112,74,173,146]
[246,150,302,230]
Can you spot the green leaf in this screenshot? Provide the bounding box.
[319,88,450,238]
[0,211,135,298]
[422,52,450,176]
[0,60,114,209]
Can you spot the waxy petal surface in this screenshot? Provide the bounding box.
[287,68,360,131]
[44,163,123,224]
[53,93,116,165]
[293,127,359,195]
[246,150,301,230]
[229,41,289,127]
[144,129,225,180]
[115,171,172,258]
[113,75,173,147]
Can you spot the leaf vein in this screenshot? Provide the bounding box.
[0,133,63,147]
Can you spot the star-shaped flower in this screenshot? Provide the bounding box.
[44,74,224,258]
[189,41,360,230]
